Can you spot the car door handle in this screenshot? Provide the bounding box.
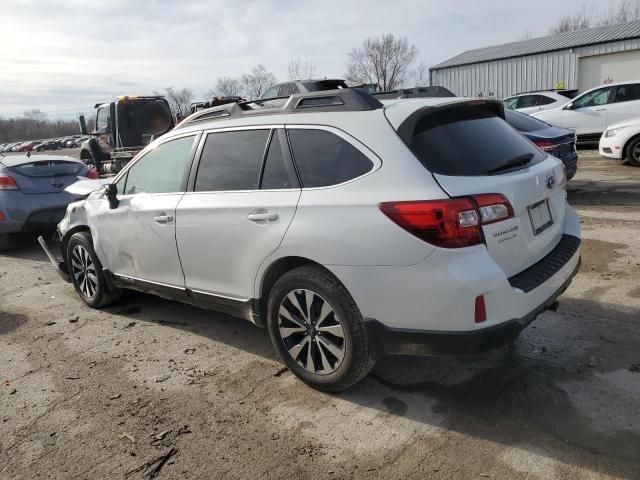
[247,212,278,222]
[153,214,174,224]
[595,108,606,111]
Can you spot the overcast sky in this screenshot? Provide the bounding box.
[0,0,610,118]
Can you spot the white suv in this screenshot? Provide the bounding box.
[533,81,640,142]
[40,90,581,391]
[503,91,576,115]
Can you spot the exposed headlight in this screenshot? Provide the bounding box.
[605,126,629,138]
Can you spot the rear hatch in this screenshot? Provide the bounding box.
[4,159,85,194]
[386,100,567,277]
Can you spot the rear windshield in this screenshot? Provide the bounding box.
[408,106,544,176]
[11,161,84,178]
[504,109,549,132]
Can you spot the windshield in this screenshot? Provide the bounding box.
[11,161,83,177]
[406,105,545,176]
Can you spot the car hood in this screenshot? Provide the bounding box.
[64,178,111,199]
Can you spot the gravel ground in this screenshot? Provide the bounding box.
[1,151,639,479]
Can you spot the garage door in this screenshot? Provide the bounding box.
[578,50,640,92]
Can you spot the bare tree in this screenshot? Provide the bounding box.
[0,112,81,143]
[549,6,594,34]
[239,65,278,99]
[598,0,640,25]
[287,58,317,80]
[154,87,194,117]
[214,77,243,97]
[549,1,640,34]
[345,34,418,91]
[411,61,430,87]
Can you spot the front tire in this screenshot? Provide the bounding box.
[67,232,122,308]
[625,137,640,167]
[266,266,375,392]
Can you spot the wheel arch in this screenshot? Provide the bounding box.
[623,133,640,161]
[256,256,346,318]
[61,225,92,263]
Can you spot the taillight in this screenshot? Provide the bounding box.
[84,169,99,180]
[0,211,5,221]
[0,175,19,190]
[534,140,555,152]
[379,194,513,248]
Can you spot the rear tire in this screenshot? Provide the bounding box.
[67,232,122,308]
[266,266,375,392]
[625,137,640,167]
[0,234,13,252]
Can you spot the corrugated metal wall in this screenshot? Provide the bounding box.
[430,39,640,99]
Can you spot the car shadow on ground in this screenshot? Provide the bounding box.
[95,286,640,479]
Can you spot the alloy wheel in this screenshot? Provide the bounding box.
[278,289,345,375]
[71,245,98,298]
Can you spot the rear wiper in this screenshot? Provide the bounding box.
[488,153,535,175]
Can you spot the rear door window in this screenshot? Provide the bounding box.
[517,95,537,108]
[613,84,640,103]
[195,130,269,192]
[287,129,374,188]
[406,105,545,176]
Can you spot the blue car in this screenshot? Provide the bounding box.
[0,154,97,250]
[505,109,578,180]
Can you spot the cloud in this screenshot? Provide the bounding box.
[0,0,602,117]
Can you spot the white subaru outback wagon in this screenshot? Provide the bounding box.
[40,89,581,391]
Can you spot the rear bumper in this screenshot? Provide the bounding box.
[364,257,580,357]
[0,191,73,234]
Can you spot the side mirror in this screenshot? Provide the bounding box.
[105,183,119,209]
[563,102,574,110]
[79,115,88,135]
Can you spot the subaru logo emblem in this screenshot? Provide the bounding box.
[546,175,556,189]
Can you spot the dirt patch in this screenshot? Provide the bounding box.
[580,238,631,278]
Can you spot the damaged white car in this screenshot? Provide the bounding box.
[40,89,581,391]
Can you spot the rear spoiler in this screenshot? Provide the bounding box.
[395,99,505,145]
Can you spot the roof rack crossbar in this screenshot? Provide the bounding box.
[176,89,383,129]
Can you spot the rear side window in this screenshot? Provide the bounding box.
[407,106,544,176]
[536,95,556,106]
[517,95,537,108]
[12,161,83,178]
[195,130,269,191]
[287,129,373,188]
[614,84,640,103]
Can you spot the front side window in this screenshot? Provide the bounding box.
[122,135,196,195]
[613,84,640,103]
[573,87,612,109]
[195,130,269,192]
[287,129,374,188]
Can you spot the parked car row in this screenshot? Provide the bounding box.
[0,136,89,153]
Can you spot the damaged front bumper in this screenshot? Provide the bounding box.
[38,235,70,283]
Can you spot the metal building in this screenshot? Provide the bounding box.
[430,21,640,100]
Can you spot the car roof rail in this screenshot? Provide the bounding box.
[175,88,384,129]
